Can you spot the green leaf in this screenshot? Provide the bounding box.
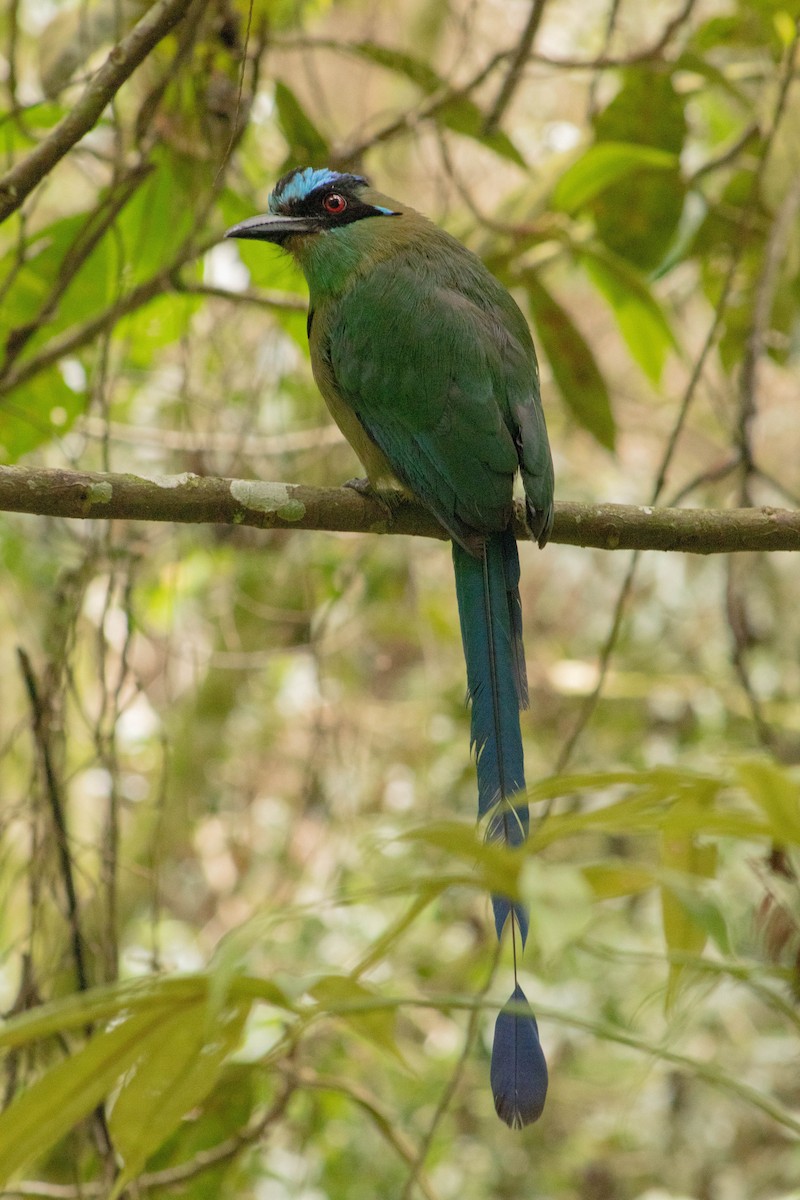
[0,1009,168,1183]
[310,975,403,1062]
[402,820,525,901]
[578,246,678,383]
[108,999,249,1198]
[116,151,203,283]
[352,42,443,93]
[437,97,526,167]
[660,836,719,1008]
[589,70,687,270]
[736,760,800,844]
[274,81,330,166]
[662,878,730,960]
[552,141,679,214]
[0,973,290,1054]
[0,367,84,463]
[582,862,655,899]
[0,212,112,349]
[774,9,798,48]
[689,11,785,56]
[524,270,616,449]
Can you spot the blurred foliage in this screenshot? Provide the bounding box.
[1,0,800,1197]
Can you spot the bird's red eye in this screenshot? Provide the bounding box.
[323,192,347,214]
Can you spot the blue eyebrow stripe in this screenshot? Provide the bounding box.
[270,168,343,210]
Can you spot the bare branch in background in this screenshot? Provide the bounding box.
[0,0,198,224]
[483,0,548,134]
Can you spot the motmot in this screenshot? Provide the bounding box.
[225,168,553,1127]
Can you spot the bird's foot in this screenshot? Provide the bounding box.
[344,477,401,519]
[344,476,375,498]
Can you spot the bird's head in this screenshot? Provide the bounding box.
[224,167,400,249]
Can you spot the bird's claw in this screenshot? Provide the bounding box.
[344,476,374,497]
[344,477,397,518]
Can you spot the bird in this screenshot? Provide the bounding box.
[225,167,553,1127]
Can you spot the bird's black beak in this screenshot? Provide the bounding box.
[224,213,317,244]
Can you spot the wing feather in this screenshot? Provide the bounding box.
[323,259,550,547]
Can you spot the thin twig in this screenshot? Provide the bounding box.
[78,416,342,455]
[484,0,548,134]
[16,649,88,993]
[534,0,698,69]
[553,252,740,774]
[401,941,501,1200]
[334,49,511,166]
[725,34,800,751]
[290,1068,440,1200]
[172,279,307,311]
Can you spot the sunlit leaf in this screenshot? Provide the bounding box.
[310,975,403,1061]
[552,141,678,214]
[0,974,291,1054]
[578,245,678,383]
[661,836,719,1008]
[108,1000,249,1197]
[737,760,800,844]
[402,820,525,901]
[582,862,655,899]
[0,1010,168,1182]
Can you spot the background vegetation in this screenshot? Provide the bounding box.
[1,0,800,1196]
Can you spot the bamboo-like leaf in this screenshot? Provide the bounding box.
[661,837,719,1008]
[736,759,800,844]
[582,861,655,899]
[0,1010,168,1183]
[108,1000,249,1197]
[0,973,290,1053]
[309,975,403,1061]
[402,821,525,900]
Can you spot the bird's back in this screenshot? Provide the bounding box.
[307,213,553,549]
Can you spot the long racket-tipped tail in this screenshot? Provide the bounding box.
[452,528,548,1126]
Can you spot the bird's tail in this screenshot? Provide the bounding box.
[452,528,530,938]
[452,528,548,1127]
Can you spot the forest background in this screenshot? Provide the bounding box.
[1,0,800,1197]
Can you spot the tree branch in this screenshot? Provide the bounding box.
[483,0,548,134]
[0,466,797,554]
[0,0,196,224]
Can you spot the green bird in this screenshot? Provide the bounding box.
[225,167,553,1127]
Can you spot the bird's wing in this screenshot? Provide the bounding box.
[323,260,549,550]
